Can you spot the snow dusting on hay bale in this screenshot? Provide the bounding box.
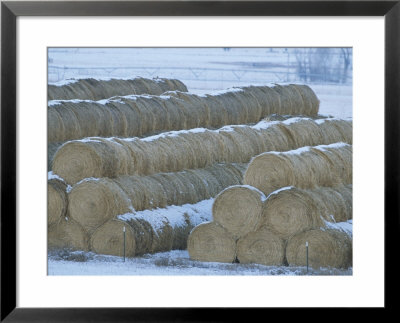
[48,216,89,251]
[212,185,266,240]
[48,77,188,101]
[244,143,352,196]
[187,222,236,263]
[68,178,132,234]
[286,227,352,269]
[68,163,247,233]
[48,178,68,226]
[262,185,352,240]
[90,199,213,257]
[236,226,286,266]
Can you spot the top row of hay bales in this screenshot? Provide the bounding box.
[48,77,188,101]
[48,84,320,143]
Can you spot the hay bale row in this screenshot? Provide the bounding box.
[52,117,352,185]
[262,184,352,240]
[286,226,352,269]
[90,199,213,257]
[48,84,320,143]
[243,142,352,197]
[48,77,188,101]
[48,177,68,227]
[68,163,247,234]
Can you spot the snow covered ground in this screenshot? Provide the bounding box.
[48,47,353,275]
[48,249,352,276]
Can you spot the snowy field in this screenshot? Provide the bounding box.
[48,47,352,118]
[48,47,353,276]
[48,249,352,276]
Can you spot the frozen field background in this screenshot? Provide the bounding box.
[48,47,353,276]
[49,48,352,118]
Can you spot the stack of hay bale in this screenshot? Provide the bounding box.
[187,143,353,269]
[48,77,352,263]
[47,82,324,167]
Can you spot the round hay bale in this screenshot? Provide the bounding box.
[212,185,266,240]
[286,228,352,269]
[113,175,148,211]
[316,119,351,144]
[138,176,169,210]
[109,100,142,137]
[48,216,89,251]
[314,186,351,223]
[52,139,123,185]
[218,130,242,161]
[287,148,329,189]
[262,187,319,239]
[271,84,295,115]
[258,85,283,116]
[236,226,286,266]
[191,168,224,197]
[171,212,194,250]
[214,92,244,125]
[52,104,82,141]
[195,130,225,164]
[48,142,63,170]
[150,173,181,206]
[90,219,138,257]
[183,169,213,199]
[293,84,320,115]
[48,178,68,227]
[243,153,295,196]
[205,164,243,193]
[66,101,104,139]
[262,123,292,151]
[48,107,65,143]
[132,97,156,134]
[120,138,150,176]
[167,96,192,129]
[334,184,353,219]
[203,94,228,128]
[68,178,132,234]
[280,118,325,147]
[131,214,174,253]
[187,222,236,263]
[238,86,267,119]
[311,143,353,186]
[159,94,187,130]
[179,132,211,169]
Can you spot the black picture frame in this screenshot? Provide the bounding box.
[1,1,399,321]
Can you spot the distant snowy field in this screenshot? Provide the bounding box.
[48,47,352,119]
[48,47,352,275]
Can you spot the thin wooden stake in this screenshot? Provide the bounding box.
[306,241,309,274]
[123,226,126,262]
